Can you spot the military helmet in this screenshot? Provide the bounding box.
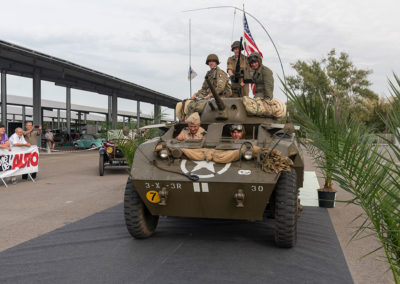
[230,124,244,132]
[231,41,243,51]
[205,54,220,65]
[248,52,262,65]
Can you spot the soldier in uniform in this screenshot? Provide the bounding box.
[177,112,206,141]
[248,52,274,99]
[230,124,245,140]
[227,41,250,97]
[192,54,232,99]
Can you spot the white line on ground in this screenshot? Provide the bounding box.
[299,171,319,207]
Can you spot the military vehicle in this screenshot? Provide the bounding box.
[124,80,304,248]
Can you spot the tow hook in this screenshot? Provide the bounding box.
[158,187,168,206]
[234,189,245,208]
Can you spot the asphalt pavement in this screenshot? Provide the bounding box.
[0,149,395,283]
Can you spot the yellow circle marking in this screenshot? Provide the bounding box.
[146,190,160,203]
[106,147,113,153]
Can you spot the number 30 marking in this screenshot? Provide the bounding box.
[251,185,264,192]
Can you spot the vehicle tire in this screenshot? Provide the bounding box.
[73,143,79,149]
[99,154,105,176]
[274,168,298,248]
[91,144,96,148]
[124,177,159,239]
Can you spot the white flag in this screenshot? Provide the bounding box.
[188,66,197,80]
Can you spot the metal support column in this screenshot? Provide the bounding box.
[111,92,117,129]
[33,69,41,145]
[22,106,26,127]
[136,101,140,129]
[1,70,7,129]
[77,111,81,132]
[57,109,60,129]
[107,95,112,129]
[12,114,15,122]
[122,116,125,127]
[174,108,176,121]
[84,113,87,124]
[154,104,161,124]
[51,117,55,129]
[66,87,71,141]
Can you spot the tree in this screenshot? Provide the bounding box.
[287,49,380,128]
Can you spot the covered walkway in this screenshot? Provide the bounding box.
[0,40,180,142]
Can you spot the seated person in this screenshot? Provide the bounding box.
[9,127,31,147]
[230,124,244,140]
[177,112,206,141]
[0,124,11,151]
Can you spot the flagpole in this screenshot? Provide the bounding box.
[189,19,192,98]
[242,4,245,39]
[183,6,287,85]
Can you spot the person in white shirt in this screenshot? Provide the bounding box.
[45,129,55,150]
[9,128,31,147]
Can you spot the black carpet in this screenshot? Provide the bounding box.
[0,205,353,284]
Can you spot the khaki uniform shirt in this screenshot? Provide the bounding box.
[253,65,274,99]
[25,130,40,145]
[178,127,206,140]
[227,54,250,97]
[197,67,232,99]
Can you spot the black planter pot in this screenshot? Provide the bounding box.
[318,191,336,208]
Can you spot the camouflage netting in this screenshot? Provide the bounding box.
[242,97,286,119]
[154,146,293,173]
[176,97,286,121]
[260,148,293,173]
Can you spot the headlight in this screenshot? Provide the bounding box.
[243,150,253,160]
[159,149,169,159]
[106,147,113,153]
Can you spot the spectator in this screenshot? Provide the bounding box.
[9,128,31,147]
[45,129,55,150]
[24,122,42,146]
[23,122,41,180]
[9,128,30,184]
[0,125,11,151]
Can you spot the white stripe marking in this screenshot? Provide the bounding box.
[299,171,320,207]
[201,183,209,192]
[193,182,200,192]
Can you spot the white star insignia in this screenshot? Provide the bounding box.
[191,160,215,173]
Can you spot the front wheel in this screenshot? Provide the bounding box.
[73,143,79,149]
[124,178,159,239]
[99,154,104,176]
[274,168,298,248]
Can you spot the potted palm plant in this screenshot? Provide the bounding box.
[284,75,400,281]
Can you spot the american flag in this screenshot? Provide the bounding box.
[243,13,262,94]
[243,13,263,57]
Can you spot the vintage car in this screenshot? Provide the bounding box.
[98,130,132,176]
[98,139,128,176]
[73,134,104,149]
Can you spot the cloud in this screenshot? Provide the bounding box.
[0,0,398,114]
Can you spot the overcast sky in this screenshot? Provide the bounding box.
[1,0,399,118]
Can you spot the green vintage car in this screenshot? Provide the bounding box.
[73,134,104,149]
